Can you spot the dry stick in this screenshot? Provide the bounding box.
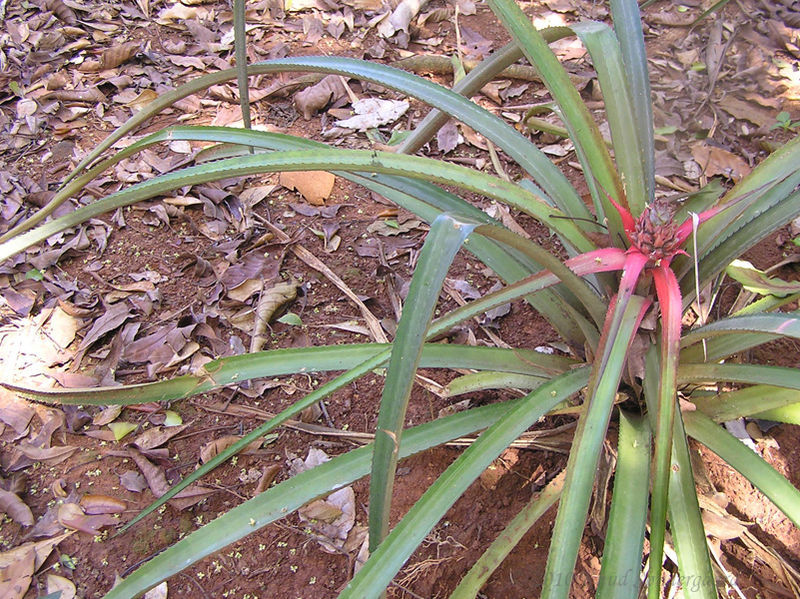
[260,220,388,343]
[198,400,574,451]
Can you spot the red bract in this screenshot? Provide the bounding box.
[596,194,725,593]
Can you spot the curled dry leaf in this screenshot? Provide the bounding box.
[127,449,213,509]
[0,387,35,434]
[0,533,73,599]
[701,509,749,541]
[294,74,348,120]
[57,502,118,535]
[79,494,127,515]
[81,41,141,72]
[0,489,34,526]
[379,0,430,38]
[44,0,77,25]
[254,465,282,494]
[291,451,356,553]
[251,280,300,352]
[15,442,77,464]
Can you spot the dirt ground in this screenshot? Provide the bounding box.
[1,0,800,597]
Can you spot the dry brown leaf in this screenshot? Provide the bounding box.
[92,405,123,427]
[280,171,335,206]
[43,88,107,104]
[156,3,199,24]
[0,489,34,526]
[690,143,752,181]
[293,74,348,120]
[341,0,383,9]
[379,0,430,38]
[119,470,148,493]
[717,95,777,129]
[127,449,212,508]
[44,0,78,24]
[77,301,134,352]
[701,509,749,541]
[254,465,282,494]
[43,306,79,348]
[0,544,35,599]
[46,574,76,599]
[57,502,117,535]
[199,436,264,464]
[251,280,300,352]
[648,10,695,26]
[124,89,159,112]
[15,443,77,464]
[0,387,35,434]
[132,425,189,450]
[299,486,356,553]
[79,494,127,515]
[228,278,264,302]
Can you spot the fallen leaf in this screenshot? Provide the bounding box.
[44,0,78,25]
[702,510,748,540]
[156,3,198,24]
[690,143,752,181]
[57,502,117,535]
[14,443,77,464]
[0,490,34,526]
[143,581,168,599]
[0,544,34,599]
[93,405,123,426]
[199,436,264,463]
[108,422,138,442]
[280,171,335,206]
[132,425,188,450]
[119,471,148,493]
[46,574,76,599]
[79,494,127,515]
[124,89,159,112]
[335,99,409,131]
[379,0,430,38]
[128,449,212,508]
[293,75,348,120]
[290,451,356,552]
[251,280,300,351]
[436,120,460,154]
[717,95,776,129]
[0,388,35,434]
[77,301,134,352]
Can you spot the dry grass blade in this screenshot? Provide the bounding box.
[197,399,575,451]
